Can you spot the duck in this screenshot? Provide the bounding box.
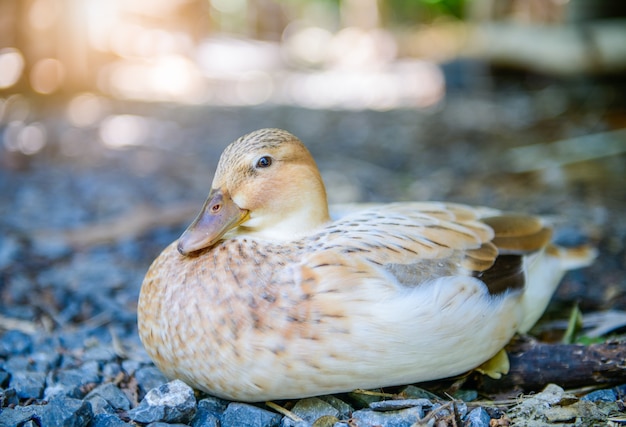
[138,128,596,402]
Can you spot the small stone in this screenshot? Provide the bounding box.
[0,405,38,426]
[0,388,19,407]
[347,390,384,408]
[0,330,32,356]
[86,382,132,411]
[148,423,189,427]
[191,408,221,427]
[453,389,478,402]
[83,344,118,363]
[318,396,353,419]
[45,361,102,399]
[102,362,123,381]
[37,395,94,427]
[0,234,21,270]
[221,402,282,427]
[191,396,227,427]
[133,365,168,395]
[121,360,142,376]
[87,395,116,415]
[397,385,440,400]
[197,396,229,415]
[581,388,617,402]
[351,406,424,427]
[10,371,46,399]
[543,406,579,423]
[90,413,132,427]
[369,399,432,412]
[464,407,491,427]
[127,379,196,424]
[291,397,340,422]
[0,370,9,387]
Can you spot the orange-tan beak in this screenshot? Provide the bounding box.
[177,188,249,255]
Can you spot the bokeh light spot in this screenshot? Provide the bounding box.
[0,48,25,89]
[30,58,65,94]
[99,115,149,149]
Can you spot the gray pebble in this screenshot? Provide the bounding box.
[0,234,21,270]
[10,371,46,399]
[134,365,168,395]
[0,370,9,387]
[87,395,116,415]
[46,361,102,398]
[291,397,340,422]
[121,360,142,376]
[191,408,221,427]
[147,423,190,427]
[0,405,38,427]
[83,344,118,363]
[0,388,19,407]
[464,407,491,427]
[581,388,617,402]
[0,330,32,356]
[37,395,94,427]
[351,405,424,427]
[90,413,132,427]
[369,398,432,412]
[102,362,123,381]
[86,382,132,411]
[197,396,229,415]
[318,396,353,419]
[127,379,196,424]
[221,402,282,427]
[190,396,228,427]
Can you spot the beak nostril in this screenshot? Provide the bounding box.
[211,204,221,213]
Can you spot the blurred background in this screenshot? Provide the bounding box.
[0,0,625,341]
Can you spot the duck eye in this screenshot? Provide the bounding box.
[256,156,272,168]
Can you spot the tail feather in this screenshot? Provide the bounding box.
[518,242,596,333]
[546,243,598,271]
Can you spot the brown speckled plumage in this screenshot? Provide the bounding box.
[138,128,596,401]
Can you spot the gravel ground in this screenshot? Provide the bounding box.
[0,79,625,426]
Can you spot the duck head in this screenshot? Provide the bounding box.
[177,129,330,255]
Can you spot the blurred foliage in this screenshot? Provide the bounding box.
[384,0,466,24]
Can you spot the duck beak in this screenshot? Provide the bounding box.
[177,188,249,255]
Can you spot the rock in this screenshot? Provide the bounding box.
[133,365,168,395]
[197,396,229,415]
[86,382,132,411]
[127,379,196,424]
[397,385,440,400]
[191,396,228,427]
[102,362,123,381]
[0,330,32,357]
[291,397,340,422]
[191,408,221,427]
[10,371,46,399]
[45,360,102,399]
[0,405,38,427]
[0,388,19,407]
[351,406,424,427]
[83,344,118,363]
[0,371,9,387]
[37,395,93,427]
[0,234,21,270]
[120,360,142,376]
[581,388,617,402]
[464,407,491,427]
[369,399,432,412]
[87,395,116,415]
[318,396,353,419]
[221,402,282,427]
[90,413,132,427]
